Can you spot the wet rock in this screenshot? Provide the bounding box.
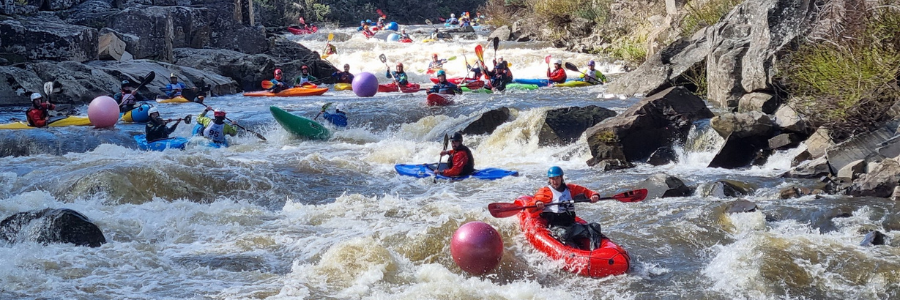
[0,66,43,106]
[539,106,616,146]
[779,186,812,199]
[591,159,634,171]
[737,92,778,114]
[639,173,693,199]
[26,61,121,103]
[768,133,801,150]
[773,104,809,134]
[0,18,99,62]
[876,135,900,159]
[837,159,866,180]
[805,128,834,158]
[792,150,811,167]
[461,107,511,135]
[708,134,770,169]
[783,156,831,178]
[173,48,275,92]
[860,231,886,247]
[727,200,757,214]
[87,59,238,98]
[268,37,335,78]
[699,180,753,198]
[606,28,710,96]
[646,146,678,165]
[849,158,900,198]
[585,86,713,167]
[98,31,126,61]
[710,111,775,139]
[0,208,106,247]
[108,6,175,61]
[488,25,511,41]
[826,128,894,174]
[215,25,268,54]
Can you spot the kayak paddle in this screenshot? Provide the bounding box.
[261,80,275,89]
[434,133,449,183]
[196,103,267,141]
[564,62,600,85]
[380,53,400,86]
[121,71,155,107]
[487,189,649,218]
[162,114,193,124]
[492,36,500,63]
[321,33,334,58]
[314,102,333,120]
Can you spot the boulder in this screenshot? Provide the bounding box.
[860,231,886,247]
[566,17,593,38]
[268,37,336,78]
[0,208,106,247]
[488,25,511,41]
[639,173,693,199]
[768,133,801,150]
[646,146,678,165]
[169,6,211,49]
[837,159,866,180]
[826,128,894,174]
[699,180,754,198]
[108,6,175,62]
[710,111,775,138]
[779,186,813,199]
[792,150,811,167]
[708,134,770,168]
[706,0,817,108]
[737,92,778,114]
[584,86,713,167]
[539,105,616,146]
[98,32,126,61]
[727,199,758,214]
[876,136,900,159]
[174,48,273,92]
[461,107,511,135]
[849,158,900,198]
[805,128,834,158]
[0,66,43,106]
[65,0,116,28]
[783,156,831,178]
[87,59,238,98]
[0,19,98,62]
[606,28,711,96]
[26,61,121,103]
[773,104,808,134]
[45,0,86,10]
[592,159,634,171]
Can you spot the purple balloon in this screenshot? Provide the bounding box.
[352,72,378,97]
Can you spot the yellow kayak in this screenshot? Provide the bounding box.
[321,54,331,59]
[334,83,352,91]
[554,81,594,88]
[156,96,190,103]
[0,116,92,130]
[421,38,436,43]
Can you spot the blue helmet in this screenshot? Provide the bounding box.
[547,166,563,177]
[588,60,595,66]
[436,70,446,76]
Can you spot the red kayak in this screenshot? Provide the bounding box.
[430,77,481,85]
[514,195,630,277]
[363,31,374,39]
[378,83,421,93]
[426,93,455,106]
[399,38,412,43]
[428,79,485,90]
[287,25,318,35]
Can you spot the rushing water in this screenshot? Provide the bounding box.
[1,28,899,300]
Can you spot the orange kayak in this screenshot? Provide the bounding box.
[243,87,328,97]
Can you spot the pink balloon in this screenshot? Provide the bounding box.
[450,221,504,275]
[88,96,119,128]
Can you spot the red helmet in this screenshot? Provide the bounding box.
[301,65,309,70]
[432,53,438,58]
[274,69,283,75]
[214,110,226,117]
[396,62,403,68]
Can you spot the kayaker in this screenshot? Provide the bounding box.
[164,73,186,98]
[469,62,483,80]
[459,14,471,27]
[438,132,475,177]
[431,29,440,40]
[114,80,147,113]
[332,64,354,84]
[446,13,458,25]
[145,106,182,142]
[357,21,366,31]
[376,18,385,29]
[269,69,287,92]
[428,70,461,95]
[399,29,412,41]
[26,93,56,128]
[547,59,567,84]
[196,107,238,145]
[385,62,410,86]
[580,60,607,84]
[321,107,347,127]
[429,54,447,70]
[486,61,513,91]
[362,25,374,39]
[324,44,337,56]
[529,166,606,250]
[294,65,318,86]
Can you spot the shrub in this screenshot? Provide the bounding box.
[680,0,742,38]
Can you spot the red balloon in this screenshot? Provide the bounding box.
[450,221,503,275]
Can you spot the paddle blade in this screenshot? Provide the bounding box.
[606,189,649,202]
[379,54,387,63]
[545,55,551,64]
[328,33,334,41]
[261,80,274,89]
[492,36,500,50]
[488,202,528,218]
[425,19,432,25]
[464,81,485,90]
[475,45,484,62]
[442,133,449,150]
[564,62,580,72]
[321,102,333,111]
[447,56,457,61]
[376,8,385,18]
[183,114,192,124]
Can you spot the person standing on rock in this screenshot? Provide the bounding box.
[580,60,607,85]
[486,61,513,92]
[527,166,606,250]
[269,69,287,93]
[332,64,354,84]
[164,73,186,99]
[26,93,57,128]
[547,59,567,84]
[437,132,475,177]
[114,80,147,113]
[428,70,461,95]
[386,62,410,86]
[294,65,319,86]
[145,106,182,142]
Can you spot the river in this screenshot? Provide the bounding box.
[0,25,898,300]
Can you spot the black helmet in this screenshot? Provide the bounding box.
[451,132,463,142]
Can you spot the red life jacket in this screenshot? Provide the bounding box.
[26,106,50,127]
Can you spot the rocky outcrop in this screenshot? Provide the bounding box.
[639,173,693,199]
[461,107,511,135]
[585,86,713,167]
[173,48,276,91]
[727,200,758,214]
[0,66,44,105]
[737,92,778,114]
[805,128,834,158]
[0,18,99,62]
[539,106,616,146]
[606,28,710,96]
[0,208,106,247]
[646,146,677,165]
[707,111,777,168]
[773,104,809,134]
[98,31,126,61]
[783,156,831,178]
[488,25,511,41]
[87,59,238,97]
[26,61,121,103]
[849,158,900,198]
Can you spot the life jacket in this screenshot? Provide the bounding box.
[544,185,575,214]
[26,107,48,127]
[450,145,475,176]
[165,83,184,97]
[203,122,227,143]
[297,75,312,85]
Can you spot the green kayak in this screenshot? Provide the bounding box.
[461,87,493,94]
[506,83,539,90]
[269,106,331,140]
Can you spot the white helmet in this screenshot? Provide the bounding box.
[147,106,159,115]
[555,59,562,65]
[451,13,455,17]
[30,93,42,101]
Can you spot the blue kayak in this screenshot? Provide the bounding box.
[512,78,575,87]
[394,163,519,180]
[134,135,188,151]
[191,124,227,148]
[120,104,152,123]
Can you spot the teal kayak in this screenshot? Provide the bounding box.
[461,87,493,94]
[506,83,539,90]
[270,106,331,140]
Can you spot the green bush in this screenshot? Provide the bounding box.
[680,0,741,37]
[608,35,648,63]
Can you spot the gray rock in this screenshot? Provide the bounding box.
[837,159,865,180]
[699,180,754,198]
[98,32,126,61]
[708,134,770,168]
[606,28,711,96]
[592,159,634,171]
[488,25,511,41]
[0,208,106,247]
[768,133,801,150]
[26,61,121,103]
[639,173,693,199]
[876,136,900,159]
[585,86,713,167]
[213,25,268,54]
[87,59,238,98]
[174,48,274,92]
[779,186,813,199]
[539,106,616,146]
[849,158,900,198]
[860,231,886,247]
[108,6,175,61]
[710,111,775,138]
[45,0,87,10]
[783,156,831,178]
[0,19,98,62]
[727,199,758,214]
[806,128,834,158]
[0,66,43,106]
[647,146,678,165]
[826,128,894,174]
[461,107,511,135]
[737,92,778,114]
[567,17,593,37]
[773,104,808,134]
[792,150,811,167]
